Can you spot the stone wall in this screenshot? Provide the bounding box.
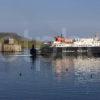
[2,44,22,52]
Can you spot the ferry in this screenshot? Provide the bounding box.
[48,34,100,55]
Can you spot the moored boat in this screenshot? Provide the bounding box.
[42,34,100,55]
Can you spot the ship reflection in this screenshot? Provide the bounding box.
[52,56,75,77]
[52,55,100,84]
[74,56,100,85]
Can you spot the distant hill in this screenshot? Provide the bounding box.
[0,32,27,40]
[0,32,43,48]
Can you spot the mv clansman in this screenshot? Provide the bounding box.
[43,34,100,55]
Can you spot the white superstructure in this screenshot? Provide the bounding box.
[74,38,100,47]
[51,37,100,47]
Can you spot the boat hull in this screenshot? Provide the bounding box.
[51,47,100,55]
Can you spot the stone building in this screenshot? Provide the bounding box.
[2,37,22,52]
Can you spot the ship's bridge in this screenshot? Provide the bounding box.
[52,41,73,47]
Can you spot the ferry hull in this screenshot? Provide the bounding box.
[51,47,100,55]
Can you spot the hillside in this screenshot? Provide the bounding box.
[0,32,27,40]
[0,32,42,49]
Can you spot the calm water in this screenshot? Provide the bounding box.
[0,52,100,100]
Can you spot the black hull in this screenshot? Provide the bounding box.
[51,47,100,55]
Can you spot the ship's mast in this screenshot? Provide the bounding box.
[62,28,67,38]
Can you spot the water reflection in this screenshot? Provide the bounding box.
[30,56,36,63]
[52,56,74,75]
[51,55,100,85]
[1,51,100,85]
[0,52,100,99]
[74,56,100,85]
[0,52,22,62]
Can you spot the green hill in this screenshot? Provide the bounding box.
[0,32,42,49]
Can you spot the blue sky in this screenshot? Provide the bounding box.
[0,0,100,38]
